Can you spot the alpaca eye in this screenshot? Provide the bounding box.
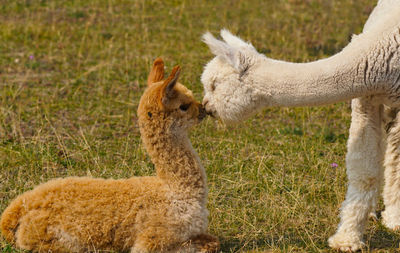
[179,103,191,111]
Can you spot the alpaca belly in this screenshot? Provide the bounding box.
[14,209,78,252]
[48,226,85,252]
[14,209,89,252]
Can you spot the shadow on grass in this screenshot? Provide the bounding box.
[368,227,400,250]
[218,233,322,252]
[219,237,270,252]
[219,227,400,252]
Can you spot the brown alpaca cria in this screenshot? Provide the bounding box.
[0,58,219,253]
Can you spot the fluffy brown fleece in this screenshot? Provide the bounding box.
[0,58,219,253]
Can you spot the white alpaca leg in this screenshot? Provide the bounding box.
[328,97,384,252]
[382,108,400,230]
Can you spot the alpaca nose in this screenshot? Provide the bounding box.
[202,99,211,112]
[203,98,214,116]
[198,105,207,120]
[202,98,208,107]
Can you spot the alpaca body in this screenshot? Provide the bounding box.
[1,176,207,252]
[201,0,400,251]
[1,59,219,252]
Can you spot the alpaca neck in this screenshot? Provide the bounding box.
[140,126,207,201]
[251,36,380,107]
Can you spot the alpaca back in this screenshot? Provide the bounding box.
[363,0,400,33]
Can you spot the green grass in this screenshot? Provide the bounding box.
[1,0,398,252]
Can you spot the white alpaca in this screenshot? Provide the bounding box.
[201,0,400,251]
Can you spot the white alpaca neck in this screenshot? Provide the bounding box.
[201,7,400,121]
[252,39,375,107]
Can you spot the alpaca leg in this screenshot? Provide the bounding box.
[328,97,384,252]
[15,210,84,252]
[160,234,219,253]
[382,107,400,230]
[130,246,149,253]
[183,234,220,253]
[131,228,218,253]
[15,210,55,252]
[131,226,182,253]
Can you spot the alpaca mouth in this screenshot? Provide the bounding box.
[202,99,216,118]
[205,109,216,118]
[202,104,216,118]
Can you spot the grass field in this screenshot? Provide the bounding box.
[1,0,398,252]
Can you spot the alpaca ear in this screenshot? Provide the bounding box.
[203,32,253,76]
[147,57,165,86]
[203,32,236,65]
[161,65,181,105]
[235,51,254,77]
[220,29,257,53]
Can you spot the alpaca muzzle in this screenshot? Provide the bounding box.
[198,106,207,121]
[202,99,216,118]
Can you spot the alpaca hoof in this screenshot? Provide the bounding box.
[198,241,219,253]
[328,233,365,252]
[382,209,400,231]
[188,234,220,253]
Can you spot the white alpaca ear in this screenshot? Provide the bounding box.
[220,29,257,52]
[203,32,253,76]
[202,32,236,65]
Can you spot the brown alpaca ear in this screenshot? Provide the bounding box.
[161,66,181,105]
[147,57,165,86]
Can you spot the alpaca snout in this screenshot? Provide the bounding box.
[202,99,215,117]
[202,98,209,107]
[198,105,207,120]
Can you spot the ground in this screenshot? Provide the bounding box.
[1,0,398,252]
